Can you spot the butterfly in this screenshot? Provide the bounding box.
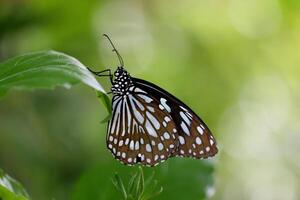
[89,34,218,167]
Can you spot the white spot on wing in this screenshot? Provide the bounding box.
[121,99,126,136]
[197,126,204,135]
[145,120,158,137]
[111,100,122,133]
[160,98,171,112]
[159,104,164,110]
[147,106,155,112]
[122,152,126,158]
[180,106,188,111]
[146,111,160,130]
[129,140,134,150]
[129,86,134,91]
[134,87,146,93]
[179,136,185,144]
[115,113,120,135]
[138,94,153,103]
[158,143,164,151]
[206,146,210,152]
[129,95,144,124]
[163,121,167,127]
[112,96,122,108]
[181,122,190,136]
[146,144,152,152]
[195,137,202,145]
[126,99,132,133]
[132,96,145,111]
[140,138,144,144]
[163,132,170,139]
[164,116,171,122]
[180,111,191,125]
[135,141,140,150]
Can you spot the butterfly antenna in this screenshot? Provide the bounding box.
[103,34,124,67]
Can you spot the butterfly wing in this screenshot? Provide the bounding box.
[107,87,178,166]
[133,78,218,159]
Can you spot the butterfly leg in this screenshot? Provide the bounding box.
[87,68,113,84]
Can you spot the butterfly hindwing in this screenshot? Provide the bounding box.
[107,86,178,166]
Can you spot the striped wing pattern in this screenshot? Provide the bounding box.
[107,86,178,166]
[88,36,218,166]
[104,67,217,167]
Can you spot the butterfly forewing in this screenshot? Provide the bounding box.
[171,105,218,158]
[133,78,218,159]
[107,86,178,166]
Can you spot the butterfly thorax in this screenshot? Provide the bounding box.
[111,67,133,95]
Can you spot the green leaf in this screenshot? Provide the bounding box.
[112,173,127,200]
[0,50,106,96]
[127,172,138,195]
[0,168,30,200]
[143,185,163,200]
[113,167,161,200]
[97,91,112,123]
[135,167,144,200]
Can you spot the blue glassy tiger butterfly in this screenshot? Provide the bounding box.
[89,34,218,167]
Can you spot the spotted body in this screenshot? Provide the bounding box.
[106,67,218,166]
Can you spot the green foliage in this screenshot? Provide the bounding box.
[71,159,214,200]
[112,167,162,200]
[0,50,106,96]
[97,91,112,123]
[0,50,111,112]
[0,168,29,200]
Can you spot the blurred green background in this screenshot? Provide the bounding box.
[1,0,300,199]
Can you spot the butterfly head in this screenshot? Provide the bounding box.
[111,67,133,95]
[113,66,125,77]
